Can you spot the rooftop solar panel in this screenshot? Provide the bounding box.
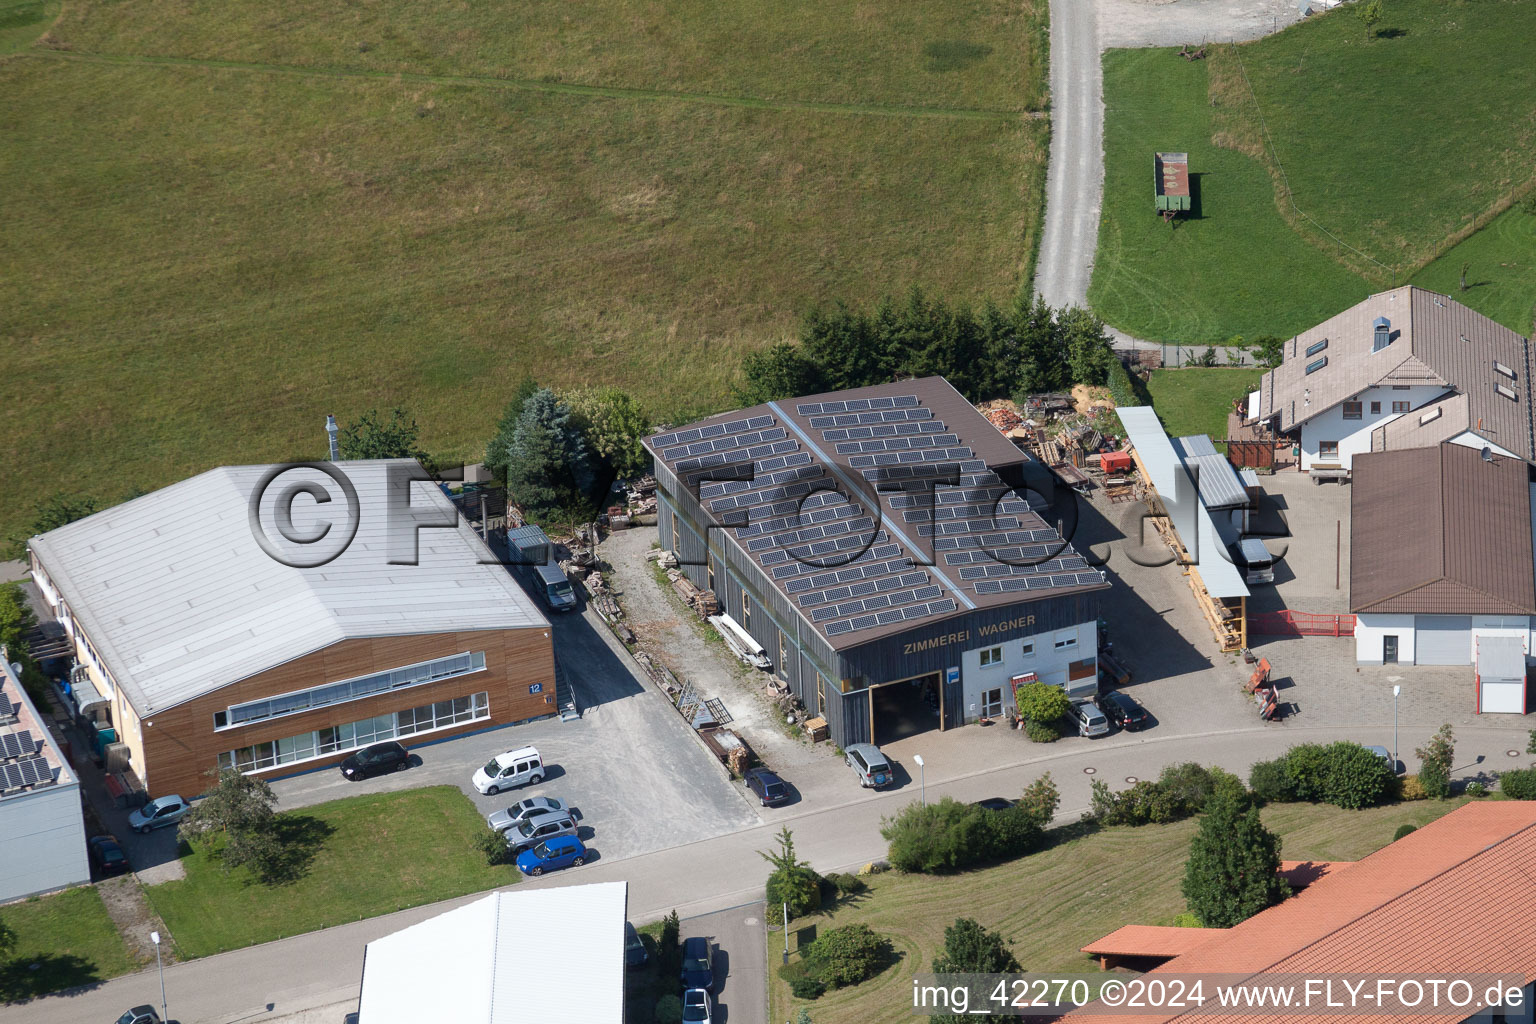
[16,756,50,785]
[0,731,36,760]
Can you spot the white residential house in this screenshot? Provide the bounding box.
[1255,287,1535,471]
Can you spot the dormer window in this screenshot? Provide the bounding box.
[1372,317,1391,352]
[1305,356,1328,375]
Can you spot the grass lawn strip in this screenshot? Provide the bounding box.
[0,885,139,1001]
[1146,367,1266,443]
[142,785,516,958]
[769,798,1469,1023]
[1411,206,1536,337]
[1088,49,1367,347]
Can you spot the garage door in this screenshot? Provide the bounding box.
[1415,616,1472,665]
[1481,680,1526,715]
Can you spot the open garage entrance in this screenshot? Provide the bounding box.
[871,672,943,746]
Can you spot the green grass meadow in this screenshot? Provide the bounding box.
[769,798,1469,1024]
[1412,205,1536,336]
[143,786,516,957]
[1147,366,1266,442]
[0,886,138,1000]
[1088,49,1368,346]
[0,0,1046,541]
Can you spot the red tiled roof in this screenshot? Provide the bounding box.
[1069,802,1536,1024]
[1082,925,1228,959]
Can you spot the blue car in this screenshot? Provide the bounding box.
[515,835,587,876]
[681,935,714,991]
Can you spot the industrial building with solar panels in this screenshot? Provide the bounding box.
[643,377,1110,750]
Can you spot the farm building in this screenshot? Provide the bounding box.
[1350,443,1534,682]
[1254,287,1535,473]
[643,378,1109,750]
[27,460,556,799]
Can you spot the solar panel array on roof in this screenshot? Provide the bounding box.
[797,395,919,416]
[0,731,36,760]
[822,421,947,442]
[809,408,933,429]
[0,693,15,720]
[0,756,52,791]
[649,414,775,452]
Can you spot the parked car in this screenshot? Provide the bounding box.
[1069,700,1109,738]
[973,798,1014,812]
[1097,690,1149,731]
[115,1008,177,1024]
[1365,745,1403,775]
[339,741,411,781]
[473,745,544,795]
[128,795,190,834]
[844,743,893,789]
[515,834,587,876]
[680,935,714,991]
[743,767,789,806]
[88,835,130,877]
[682,987,713,1024]
[487,796,567,834]
[504,809,577,854]
[624,921,648,968]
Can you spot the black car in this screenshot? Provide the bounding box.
[973,798,1014,812]
[115,1007,179,1024]
[624,921,648,968]
[1097,690,1149,731]
[339,741,411,780]
[680,935,714,991]
[743,767,789,807]
[88,835,130,877]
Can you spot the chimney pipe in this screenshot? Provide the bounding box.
[326,414,340,462]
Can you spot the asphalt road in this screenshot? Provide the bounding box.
[11,722,1527,1024]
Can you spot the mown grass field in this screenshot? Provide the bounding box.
[1147,367,1266,442]
[769,798,1469,1023]
[1088,49,1368,345]
[1412,205,1536,336]
[0,0,1047,541]
[0,885,138,1001]
[143,786,516,957]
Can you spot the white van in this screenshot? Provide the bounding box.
[1070,700,1109,738]
[473,745,545,795]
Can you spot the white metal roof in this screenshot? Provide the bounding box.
[1173,435,1251,510]
[1477,635,1527,681]
[358,882,627,1024]
[28,461,547,714]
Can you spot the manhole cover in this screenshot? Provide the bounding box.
[744,917,759,926]
[1083,767,1097,775]
[1125,776,1139,784]
[1509,750,1522,758]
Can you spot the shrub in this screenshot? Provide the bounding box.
[658,910,682,988]
[655,994,684,1024]
[1415,725,1455,799]
[779,961,826,1000]
[1282,743,1332,802]
[1024,720,1060,743]
[1398,775,1428,801]
[1499,768,1536,800]
[1416,762,1450,800]
[1465,781,1487,798]
[473,826,512,866]
[762,828,822,917]
[1086,764,1245,826]
[1017,773,1061,830]
[881,798,1040,873]
[829,872,867,897]
[802,924,893,989]
[1014,681,1071,724]
[1318,742,1397,809]
[1182,794,1288,927]
[1248,759,1298,803]
[1393,824,1418,841]
[986,806,1045,859]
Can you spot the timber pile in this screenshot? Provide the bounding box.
[665,569,719,617]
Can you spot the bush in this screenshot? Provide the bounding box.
[1499,768,1536,800]
[762,828,822,917]
[802,924,893,990]
[1017,773,1061,830]
[473,826,512,866]
[1024,720,1060,743]
[1464,781,1487,798]
[881,798,1041,874]
[654,994,684,1024]
[1282,743,1332,802]
[1277,742,1395,809]
[828,872,867,897]
[658,910,682,989]
[779,961,827,1000]
[1415,725,1455,799]
[1393,824,1418,841]
[1248,759,1298,804]
[1398,775,1428,801]
[1014,681,1071,724]
[1416,763,1450,800]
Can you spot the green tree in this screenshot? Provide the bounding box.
[795,1009,815,1024]
[800,301,887,392]
[733,343,824,405]
[1059,306,1115,386]
[505,389,597,523]
[1356,0,1384,39]
[1318,742,1397,809]
[337,407,427,461]
[1181,793,1289,927]
[1013,681,1070,725]
[0,918,14,957]
[565,386,652,478]
[1248,335,1284,368]
[932,917,1021,974]
[1415,724,1455,799]
[473,826,512,865]
[801,923,892,989]
[761,827,822,918]
[5,492,102,558]
[1525,728,1536,755]
[657,910,682,992]
[1016,772,1060,830]
[179,768,290,881]
[484,376,543,477]
[654,994,683,1024]
[0,584,37,653]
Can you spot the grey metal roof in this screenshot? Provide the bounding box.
[28,461,547,715]
[1119,409,1249,599]
[1476,635,1527,681]
[1257,287,1534,461]
[1172,435,1251,510]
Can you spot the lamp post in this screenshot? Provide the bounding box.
[1392,685,1401,775]
[913,754,926,806]
[150,930,167,1023]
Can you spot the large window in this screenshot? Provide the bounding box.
[215,651,485,729]
[979,646,1004,667]
[1318,440,1339,458]
[219,692,489,773]
[1343,401,1362,421]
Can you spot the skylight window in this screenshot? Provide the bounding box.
[1418,407,1442,426]
[1495,384,1518,402]
[1494,361,1516,380]
[1305,339,1328,357]
[1305,356,1328,375]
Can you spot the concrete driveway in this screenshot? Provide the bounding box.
[680,902,767,1024]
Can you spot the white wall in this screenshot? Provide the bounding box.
[1355,614,1417,663]
[1447,431,1520,458]
[1298,384,1445,470]
[959,620,1097,722]
[0,784,90,902]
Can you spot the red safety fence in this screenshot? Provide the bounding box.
[1249,610,1356,637]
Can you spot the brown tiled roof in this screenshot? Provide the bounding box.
[1082,925,1226,959]
[1068,802,1536,1024]
[1350,443,1535,615]
[1257,287,1534,462]
[1373,392,1469,452]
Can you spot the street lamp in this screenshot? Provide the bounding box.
[913,754,926,806]
[1392,685,1401,775]
[150,930,167,1023]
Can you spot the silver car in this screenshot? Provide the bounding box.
[128,795,190,834]
[504,809,577,854]
[487,796,567,834]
